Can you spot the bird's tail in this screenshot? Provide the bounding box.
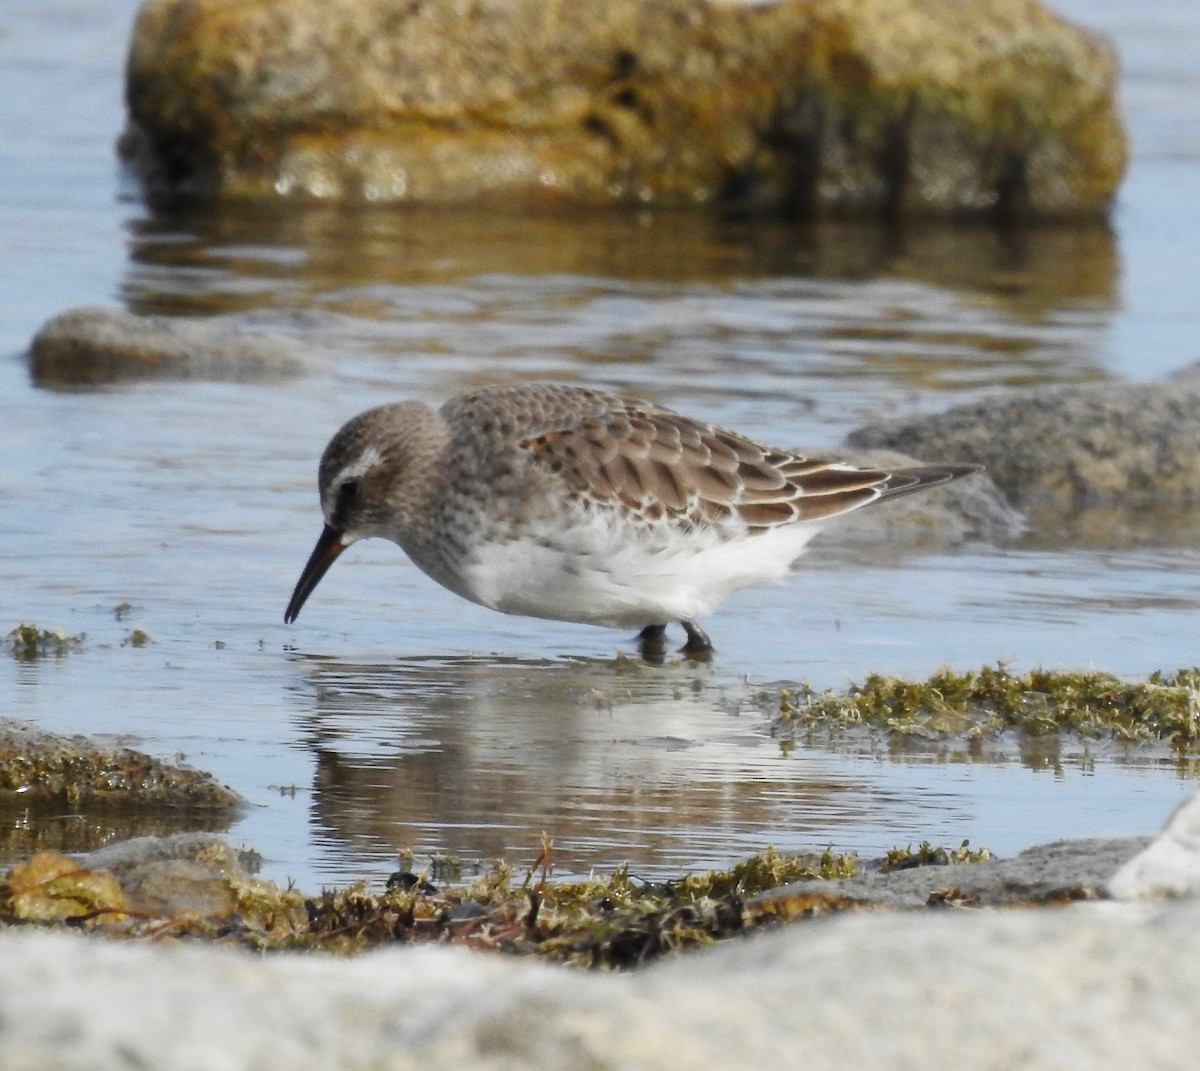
[875,463,983,503]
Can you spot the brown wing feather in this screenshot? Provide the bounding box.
[498,386,979,533]
[517,400,861,530]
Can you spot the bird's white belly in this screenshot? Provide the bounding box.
[457,512,824,628]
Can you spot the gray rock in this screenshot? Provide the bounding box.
[122,0,1124,216]
[849,380,1200,504]
[751,836,1149,911]
[83,832,256,875]
[84,834,272,920]
[28,306,309,385]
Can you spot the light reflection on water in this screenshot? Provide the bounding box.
[120,208,1118,425]
[1,0,1199,889]
[290,653,1193,883]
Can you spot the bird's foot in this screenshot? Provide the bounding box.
[637,623,668,665]
[636,622,713,664]
[679,621,713,663]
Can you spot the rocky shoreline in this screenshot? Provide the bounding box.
[1,793,1198,1069]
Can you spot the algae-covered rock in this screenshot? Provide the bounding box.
[83,834,306,929]
[5,851,129,925]
[121,0,1124,217]
[5,624,84,661]
[0,718,244,811]
[773,663,1200,751]
[2,836,306,933]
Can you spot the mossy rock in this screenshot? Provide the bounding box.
[122,0,1124,217]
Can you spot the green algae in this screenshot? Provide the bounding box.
[882,840,992,873]
[121,628,153,648]
[0,842,887,967]
[6,623,84,661]
[294,844,864,966]
[774,664,1200,751]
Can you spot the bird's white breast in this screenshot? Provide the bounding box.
[457,507,826,628]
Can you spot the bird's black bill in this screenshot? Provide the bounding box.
[284,524,347,623]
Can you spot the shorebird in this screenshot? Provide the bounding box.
[284,383,979,660]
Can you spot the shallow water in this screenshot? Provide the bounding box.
[1,0,1199,887]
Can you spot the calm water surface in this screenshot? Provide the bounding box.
[1,0,1198,887]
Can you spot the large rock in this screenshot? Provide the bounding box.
[121,0,1124,217]
[848,379,1200,504]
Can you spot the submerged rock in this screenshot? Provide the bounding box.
[121,0,1124,217]
[28,306,308,386]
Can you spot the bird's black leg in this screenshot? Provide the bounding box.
[680,620,713,660]
[637,623,668,664]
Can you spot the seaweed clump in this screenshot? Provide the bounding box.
[0,842,865,968]
[882,840,992,872]
[6,623,84,660]
[775,664,1200,751]
[297,844,860,967]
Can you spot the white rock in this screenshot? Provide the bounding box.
[1108,789,1200,899]
[4,900,1200,1071]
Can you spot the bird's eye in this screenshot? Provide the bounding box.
[335,478,361,520]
